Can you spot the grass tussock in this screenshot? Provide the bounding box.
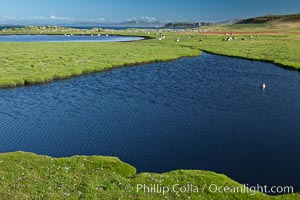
[0,152,299,199]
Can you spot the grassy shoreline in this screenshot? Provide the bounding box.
[0,46,199,89]
[0,152,298,199]
[0,36,200,89]
[196,35,300,71]
[0,29,300,89]
[200,50,299,71]
[1,28,300,199]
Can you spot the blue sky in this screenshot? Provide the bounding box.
[0,0,300,24]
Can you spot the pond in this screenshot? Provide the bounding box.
[0,34,144,42]
[0,53,299,191]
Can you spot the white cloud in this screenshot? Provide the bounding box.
[1,16,17,20]
[0,15,160,24]
[29,16,46,20]
[127,17,137,21]
[49,15,75,21]
[141,16,156,22]
[126,16,157,22]
[97,17,106,22]
[0,15,75,22]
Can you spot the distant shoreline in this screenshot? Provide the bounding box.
[0,25,159,31]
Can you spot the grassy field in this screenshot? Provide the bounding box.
[183,34,300,69]
[205,22,300,32]
[145,31,300,70]
[0,26,208,88]
[0,35,199,88]
[0,152,299,200]
[0,26,300,199]
[1,26,300,88]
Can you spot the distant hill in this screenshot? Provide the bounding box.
[237,13,300,24]
[65,20,164,28]
[215,19,241,25]
[162,22,212,29]
[117,20,163,27]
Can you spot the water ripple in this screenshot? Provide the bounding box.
[0,53,299,190]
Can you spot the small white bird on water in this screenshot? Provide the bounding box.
[261,83,266,90]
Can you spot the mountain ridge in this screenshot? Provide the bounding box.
[236,13,300,24]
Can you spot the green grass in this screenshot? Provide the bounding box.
[0,152,299,199]
[150,32,300,70]
[0,38,199,88]
[205,23,300,32]
[183,34,300,69]
[0,28,300,199]
[0,27,300,88]
[211,23,277,31]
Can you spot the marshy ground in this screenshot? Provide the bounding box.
[0,25,299,199]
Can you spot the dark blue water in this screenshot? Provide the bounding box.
[0,53,299,191]
[0,34,143,42]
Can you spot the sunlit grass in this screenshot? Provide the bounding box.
[0,39,200,88]
[0,27,300,199]
[0,27,300,88]
[0,152,298,199]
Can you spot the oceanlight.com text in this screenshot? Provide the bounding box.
[132,183,294,196]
